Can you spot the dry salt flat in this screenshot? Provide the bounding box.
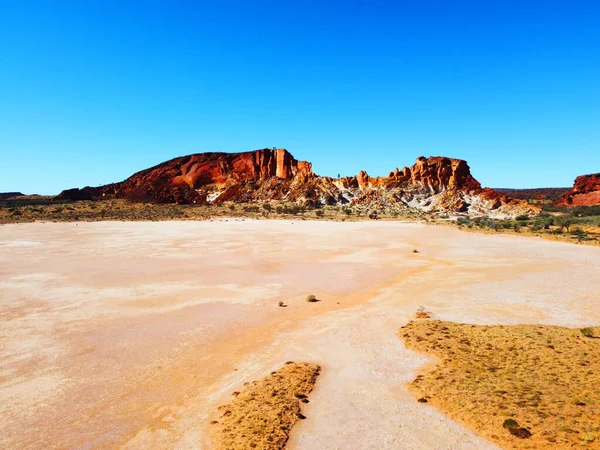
[1,220,598,449]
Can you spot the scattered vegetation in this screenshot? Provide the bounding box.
[452,208,600,246]
[214,362,320,450]
[305,294,318,303]
[400,320,600,449]
[0,196,425,224]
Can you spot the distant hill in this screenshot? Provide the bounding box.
[0,192,24,200]
[494,188,570,202]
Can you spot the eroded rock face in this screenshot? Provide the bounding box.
[60,149,313,204]
[57,149,535,216]
[348,156,481,192]
[555,173,600,207]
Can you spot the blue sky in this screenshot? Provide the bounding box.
[1,1,599,194]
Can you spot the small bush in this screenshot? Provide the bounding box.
[581,327,595,338]
[415,306,430,319]
[305,294,318,303]
[502,418,532,439]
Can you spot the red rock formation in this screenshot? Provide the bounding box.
[350,156,481,192]
[57,149,535,216]
[555,173,600,207]
[60,149,313,204]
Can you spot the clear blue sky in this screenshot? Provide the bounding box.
[1,1,599,194]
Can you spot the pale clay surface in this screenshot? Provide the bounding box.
[1,220,599,449]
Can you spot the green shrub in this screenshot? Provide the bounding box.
[305,294,318,302]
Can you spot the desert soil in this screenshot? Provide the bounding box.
[1,220,599,449]
[401,320,600,448]
[214,361,320,449]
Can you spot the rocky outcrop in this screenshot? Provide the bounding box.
[344,156,481,192]
[555,173,600,207]
[58,149,535,217]
[59,149,313,204]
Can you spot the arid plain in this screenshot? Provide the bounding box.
[1,220,599,449]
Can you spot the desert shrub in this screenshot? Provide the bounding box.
[315,210,324,217]
[415,306,430,319]
[305,294,318,302]
[368,211,378,220]
[488,222,500,232]
[542,204,570,213]
[456,217,470,226]
[572,205,600,217]
[515,214,530,221]
[513,223,521,232]
[556,216,574,232]
[343,207,352,215]
[570,226,584,236]
[538,214,554,229]
[581,327,595,338]
[262,203,272,211]
[502,419,532,439]
[528,223,543,232]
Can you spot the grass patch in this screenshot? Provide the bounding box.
[214,362,320,450]
[400,320,600,449]
[0,197,425,224]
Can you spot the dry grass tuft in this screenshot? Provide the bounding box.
[414,306,431,319]
[214,362,321,450]
[400,320,600,449]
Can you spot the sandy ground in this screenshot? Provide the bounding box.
[1,220,599,449]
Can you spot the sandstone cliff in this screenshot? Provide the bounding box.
[59,149,534,217]
[555,173,600,207]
